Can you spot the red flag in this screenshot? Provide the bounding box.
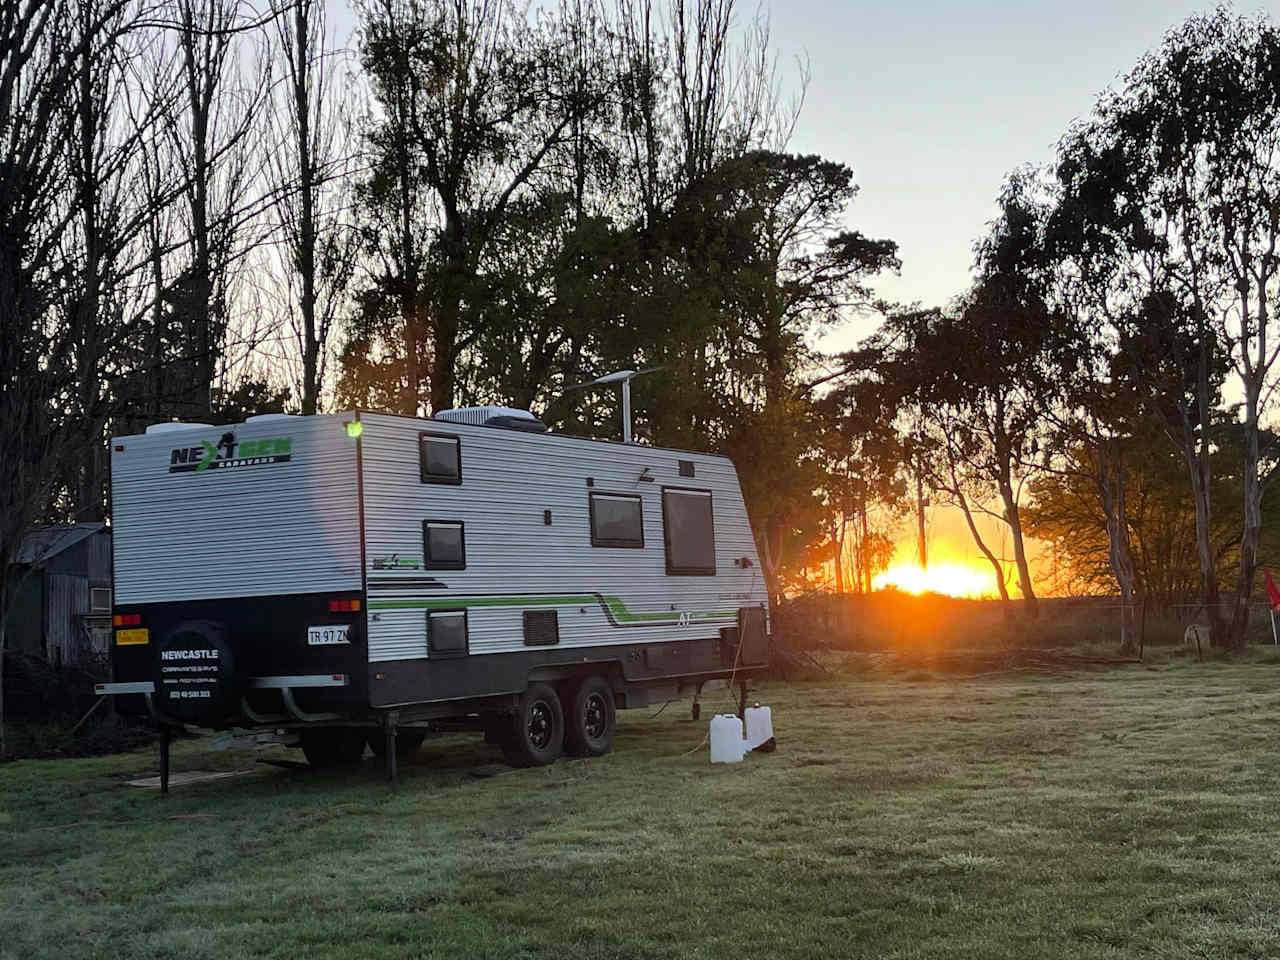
[1266,569,1280,610]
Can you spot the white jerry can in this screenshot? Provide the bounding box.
[744,705,773,750]
[710,714,745,763]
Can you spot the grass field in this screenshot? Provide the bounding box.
[5,655,1280,959]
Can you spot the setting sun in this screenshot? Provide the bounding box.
[873,562,997,599]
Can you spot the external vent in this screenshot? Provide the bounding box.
[523,610,559,646]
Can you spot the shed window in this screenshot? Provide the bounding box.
[419,432,461,484]
[662,487,716,575]
[90,587,111,612]
[589,492,644,548]
[423,520,466,569]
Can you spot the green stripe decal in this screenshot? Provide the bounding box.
[366,593,735,623]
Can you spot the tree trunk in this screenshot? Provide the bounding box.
[833,518,845,593]
[1097,446,1139,653]
[1,573,6,760]
[1228,373,1263,649]
[914,453,928,571]
[996,443,1037,618]
[293,0,319,417]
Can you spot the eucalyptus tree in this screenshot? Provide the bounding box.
[1047,9,1280,647]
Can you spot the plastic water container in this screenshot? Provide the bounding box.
[744,705,773,750]
[710,714,745,763]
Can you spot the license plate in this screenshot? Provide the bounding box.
[116,628,149,646]
[308,624,350,646]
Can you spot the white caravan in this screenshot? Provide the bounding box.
[99,408,770,782]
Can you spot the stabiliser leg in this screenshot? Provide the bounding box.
[383,711,399,785]
[159,725,171,795]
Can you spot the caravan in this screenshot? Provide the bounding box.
[99,407,770,781]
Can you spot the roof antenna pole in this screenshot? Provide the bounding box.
[563,366,664,444]
[621,377,632,444]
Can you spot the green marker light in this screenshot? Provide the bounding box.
[345,421,363,438]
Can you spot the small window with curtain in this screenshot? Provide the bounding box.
[589,492,644,548]
[662,487,716,575]
[422,519,466,569]
[419,432,461,484]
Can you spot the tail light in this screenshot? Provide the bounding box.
[328,599,361,613]
[113,613,141,627]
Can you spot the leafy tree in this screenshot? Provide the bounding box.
[1047,9,1280,646]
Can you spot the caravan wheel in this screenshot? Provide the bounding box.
[501,682,564,767]
[565,675,615,757]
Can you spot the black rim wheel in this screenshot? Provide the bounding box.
[583,692,608,740]
[501,682,564,767]
[565,676,615,757]
[528,699,554,750]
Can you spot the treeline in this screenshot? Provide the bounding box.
[845,9,1280,651]
[9,0,1277,653]
[0,0,899,609]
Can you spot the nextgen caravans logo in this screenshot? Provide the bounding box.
[169,431,293,474]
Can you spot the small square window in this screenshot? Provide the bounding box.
[423,520,466,569]
[90,587,111,612]
[589,492,644,548]
[419,432,461,484]
[428,609,468,657]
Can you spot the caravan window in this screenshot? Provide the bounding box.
[428,609,468,656]
[662,487,716,575]
[589,492,644,548]
[419,432,461,484]
[422,520,466,569]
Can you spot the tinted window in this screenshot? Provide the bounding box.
[423,520,465,569]
[420,433,461,484]
[428,610,467,656]
[589,492,644,548]
[662,488,715,575]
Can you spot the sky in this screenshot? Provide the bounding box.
[775,0,1280,350]
[764,0,1280,591]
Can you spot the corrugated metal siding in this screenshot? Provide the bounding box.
[360,413,767,663]
[111,415,363,604]
[85,530,112,584]
[46,573,88,664]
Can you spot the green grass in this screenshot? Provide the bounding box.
[5,659,1280,959]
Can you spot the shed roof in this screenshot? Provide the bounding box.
[16,523,107,567]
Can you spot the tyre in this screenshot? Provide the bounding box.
[501,682,564,767]
[300,727,366,767]
[564,675,616,757]
[366,728,426,759]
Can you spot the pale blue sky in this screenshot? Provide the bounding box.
[331,1,1280,347]
[772,1,1280,350]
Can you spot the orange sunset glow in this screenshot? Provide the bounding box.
[873,562,998,598]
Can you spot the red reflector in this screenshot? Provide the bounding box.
[332,675,343,682]
[328,600,340,612]
[113,613,141,627]
[113,445,124,452]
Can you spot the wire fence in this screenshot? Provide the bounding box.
[773,593,1280,653]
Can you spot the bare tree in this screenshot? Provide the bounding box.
[0,0,140,754]
[163,0,269,420]
[264,0,357,415]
